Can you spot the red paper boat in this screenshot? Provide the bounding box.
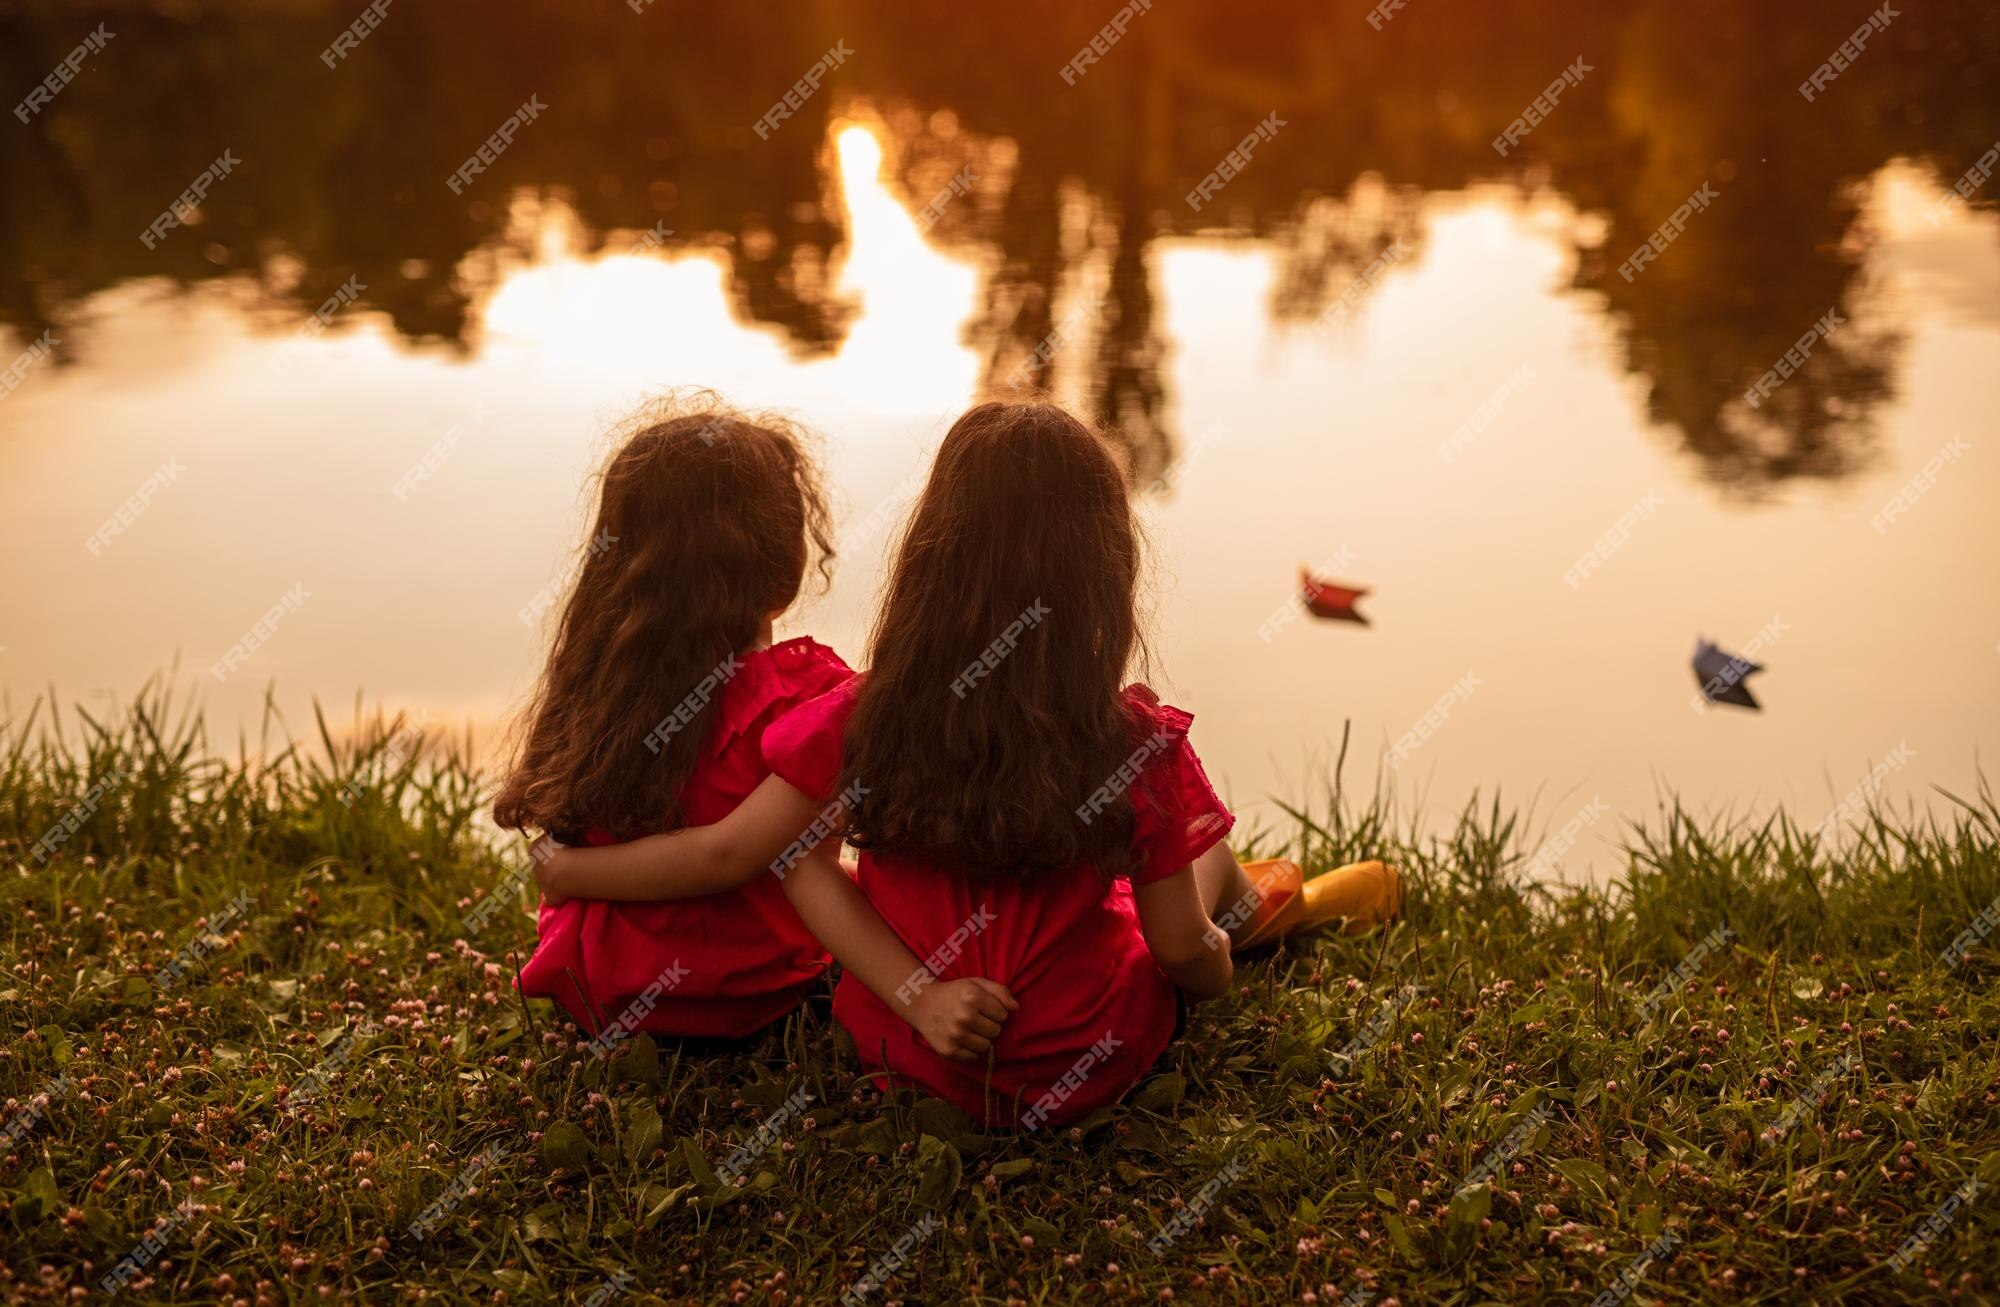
[1300,569,1370,624]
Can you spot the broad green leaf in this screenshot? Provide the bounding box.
[620,1035,661,1087]
[1554,1158,1612,1202]
[37,1025,72,1066]
[1381,1210,1420,1263]
[1449,1183,1491,1230]
[491,1269,535,1296]
[1077,1106,1121,1138]
[520,1206,562,1243]
[1644,1121,1714,1164]
[914,1134,962,1208]
[680,1137,720,1191]
[815,1122,861,1149]
[1444,1183,1491,1262]
[640,1183,692,1229]
[1277,1053,1318,1084]
[82,1204,122,1246]
[857,1117,899,1156]
[1628,1171,1661,1218]
[1260,1138,1304,1167]
[14,1168,61,1224]
[625,1102,662,1170]
[539,1121,592,1171]
[1133,1070,1186,1113]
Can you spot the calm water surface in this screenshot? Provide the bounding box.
[3,2,1997,874]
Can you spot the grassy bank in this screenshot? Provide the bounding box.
[2,688,1996,1304]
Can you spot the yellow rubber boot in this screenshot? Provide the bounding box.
[1234,858,1402,950]
[1232,859,1305,950]
[1299,859,1403,932]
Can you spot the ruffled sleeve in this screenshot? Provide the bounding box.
[761,677,863,803]
[1123,687,1235,886]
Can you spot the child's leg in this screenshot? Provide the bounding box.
[1195,844,1289,950]
[1193,842,1257,918]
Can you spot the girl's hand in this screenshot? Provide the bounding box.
[530,834,570,906]
[908,978,1019,1062]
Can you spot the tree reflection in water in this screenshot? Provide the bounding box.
[2,0,1994,489]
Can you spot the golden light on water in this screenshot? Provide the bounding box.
[474,121,979,417]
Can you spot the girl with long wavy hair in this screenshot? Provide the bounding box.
[495,395,1015,1056]
[532,401,1398,1124]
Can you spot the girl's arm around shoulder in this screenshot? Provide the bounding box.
[1132,864,1234,1001]
[534,772,831,904]
[778,846,1021,1061]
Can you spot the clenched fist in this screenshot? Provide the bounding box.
[528,833,571,905]
[908,977,1020,1061]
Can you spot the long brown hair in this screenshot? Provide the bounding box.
[493,394,833,838]
[837,401,1148,878]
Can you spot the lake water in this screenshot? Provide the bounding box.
[3,2,1997,876]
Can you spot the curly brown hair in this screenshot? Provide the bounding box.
[836,401,1150,878]
[493,393,833,839]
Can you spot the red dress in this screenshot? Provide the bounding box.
[518,638,853,1039]
[761,679,1234,1127]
